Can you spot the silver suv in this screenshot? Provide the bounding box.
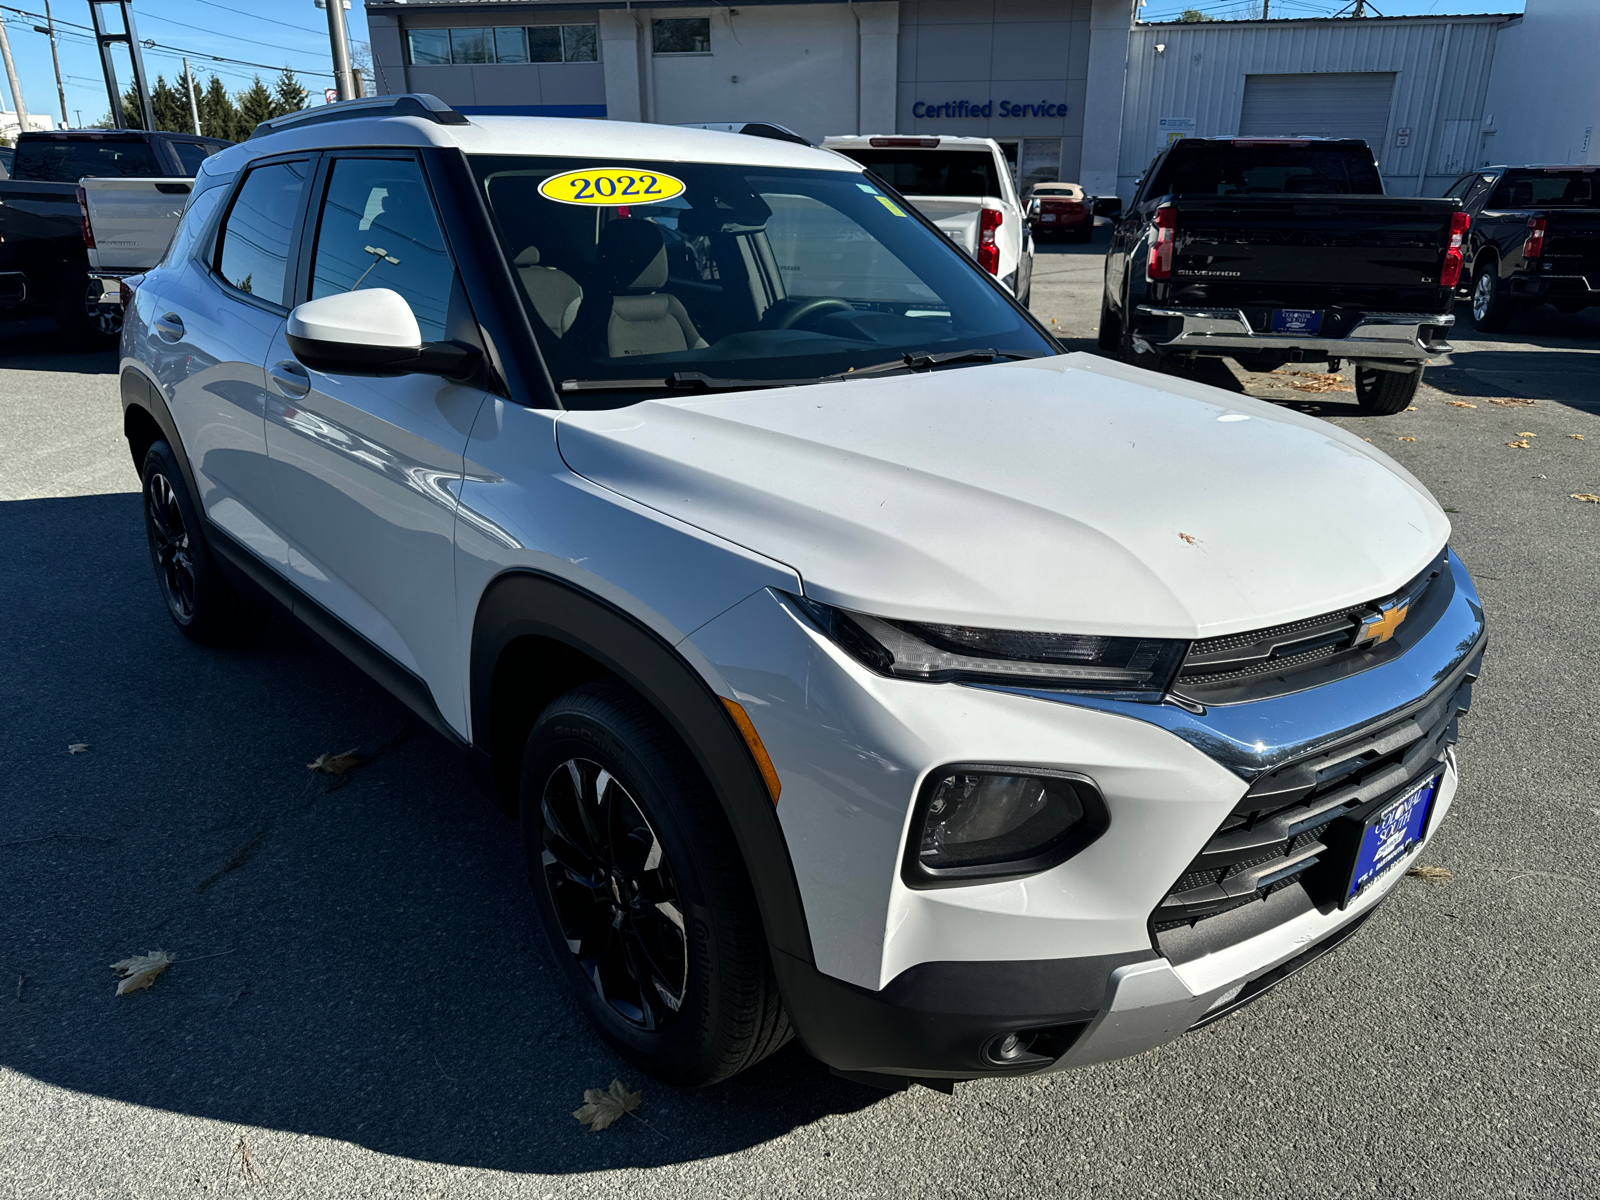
[119,96,1484,1091]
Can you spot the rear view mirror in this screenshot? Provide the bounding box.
[287,289,476,379]
[1091,196,1122,219]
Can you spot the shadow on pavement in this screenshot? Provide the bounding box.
[0,493,880,1174]
[0,323,119,374]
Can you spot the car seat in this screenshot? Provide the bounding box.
[571,220,707,358]
[513,246,584,337]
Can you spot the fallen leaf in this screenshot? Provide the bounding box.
[1571,434,1586,440]
[1516,431,1536,438]
[307,748,363,775]
[1448,401,1477,408]
[574,1079,642,1131]
[1571,493,1600,504]
[1289,372,1352,394]
[1177,532,1197,545]
[1406,865,1453,883]
[1507,439,1532,449]
[110,949,174,995]
[1405,406,1418,411]
[67,743,89,754]
[1487,397,1535,407]
[1398,436,1416,442]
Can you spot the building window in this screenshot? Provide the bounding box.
[652,18,711,54]
[407,26,598,65]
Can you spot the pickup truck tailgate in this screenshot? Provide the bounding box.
[1171,196,1459,298]
[82,177,192,272]
[1544,208,1600,275]
[903,196,984,254]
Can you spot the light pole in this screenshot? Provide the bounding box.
[321,0,357,102]
[0,17,30,133]
[183,57,201,135]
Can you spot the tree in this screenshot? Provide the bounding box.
[199,75,243,141]
[150,75,190,133]
[1179,7,1218,19]
[271,69,308,118]
[235,75,277,135]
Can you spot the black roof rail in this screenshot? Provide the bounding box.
[674,121,813,147]
[249,93,468,140]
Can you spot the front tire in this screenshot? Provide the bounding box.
[140,440,260,643]
[1354,365,1422,415]
[1469,262,1514,332]
[520,679,790,1087]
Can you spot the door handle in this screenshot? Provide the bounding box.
[154,312,185,342]
[269,360,311,399]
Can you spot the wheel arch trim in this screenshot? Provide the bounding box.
[469,569,815,964]
[120,365,201,502]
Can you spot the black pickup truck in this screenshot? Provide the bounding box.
[0,128,227,338]
[1099,137,1467,414]
[1444,165,1600,331]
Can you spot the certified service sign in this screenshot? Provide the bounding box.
[538,168,686,206]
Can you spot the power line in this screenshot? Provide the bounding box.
[180,0,335,38]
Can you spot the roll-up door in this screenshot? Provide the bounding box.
[1238,72,1397,154]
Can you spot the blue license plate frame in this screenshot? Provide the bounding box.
[1271,308,1323,334]
[1343,774,1439,905]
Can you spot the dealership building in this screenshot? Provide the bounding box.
[366,1,1569,200]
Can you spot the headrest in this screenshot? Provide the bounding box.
[514,245,542,266]
[596,219,668,292]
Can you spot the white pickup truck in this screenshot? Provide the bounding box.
[823,134,1033,306]
[81,176,196,335]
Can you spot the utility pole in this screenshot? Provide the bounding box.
[322,0,357,102]
[0,17,30,134]
[183,57,202,134]
[1261,0,1270,18]
[41,1,67,128]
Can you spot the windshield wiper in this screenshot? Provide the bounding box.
[559,351,1040,395]
[830,348,1043,379]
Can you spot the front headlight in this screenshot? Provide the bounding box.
[791,596,1186,694]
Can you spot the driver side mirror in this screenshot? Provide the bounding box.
[287,288,478,380]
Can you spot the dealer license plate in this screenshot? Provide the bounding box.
[1271,308,1322,334]
[1345,775,1439,902]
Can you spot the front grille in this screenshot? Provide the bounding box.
[1152,660,1477,937]
[1173,551,1449,704]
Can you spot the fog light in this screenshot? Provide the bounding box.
[904,766,1109,886]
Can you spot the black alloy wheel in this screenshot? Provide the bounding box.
[146,470,197,622]
[538,756,688,1030]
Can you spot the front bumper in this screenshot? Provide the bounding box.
[1134,304,1453,365]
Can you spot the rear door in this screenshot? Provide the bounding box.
[262,151,488,734]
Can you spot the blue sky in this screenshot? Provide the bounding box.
[0,1,1525,129]
[0,1,373,127]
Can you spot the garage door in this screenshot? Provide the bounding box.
[1238,72,1397,154]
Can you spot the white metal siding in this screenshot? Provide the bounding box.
[1120,16,1508,199]
[1238,72,1397,150]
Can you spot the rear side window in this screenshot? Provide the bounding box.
[836,149,1002,199]
[216,160,311,306]
[309,157,454,343]
[1489,169,1599,208]
[169,141,212,175]
[1148,142,1383,197]
[12,136,162,182]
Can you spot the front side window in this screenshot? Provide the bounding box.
[472,155,1051,402]
[653,18,710,53]
[216,159,311,306]
[310,158,454,343]
[408,24,598,64]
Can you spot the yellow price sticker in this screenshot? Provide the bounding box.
[875,195,908,218]
[538,167,687,207]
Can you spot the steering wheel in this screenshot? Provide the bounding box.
[770,297,856,330]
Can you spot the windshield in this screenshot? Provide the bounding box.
[827,149,1003,199]
[1149,142,1382,197]
[1490,169,1598,208]
[471,155,1051,401]
[14,136,162,182]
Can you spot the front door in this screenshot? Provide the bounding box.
[263,153,487,736]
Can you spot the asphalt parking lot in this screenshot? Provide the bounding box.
[2,243,1597,1198]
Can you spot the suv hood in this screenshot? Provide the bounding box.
[555,353,1448,639]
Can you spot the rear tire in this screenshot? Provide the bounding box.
[1468,262,1514,332]
[1354,365,1422,415]
[140,440,262,644]
[520,679,790,1087]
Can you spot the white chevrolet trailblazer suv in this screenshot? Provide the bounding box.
[120,95,1485,1091]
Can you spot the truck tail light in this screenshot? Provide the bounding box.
[1147,204,1176,281]
[1523,216,1546,260]
[76,185,95,250]
[1440,210,1470,289]
[978,206,1002,274]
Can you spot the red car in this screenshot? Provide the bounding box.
[1027,182,1091,242]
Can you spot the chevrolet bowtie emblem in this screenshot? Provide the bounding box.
[1356,600,1409,647]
